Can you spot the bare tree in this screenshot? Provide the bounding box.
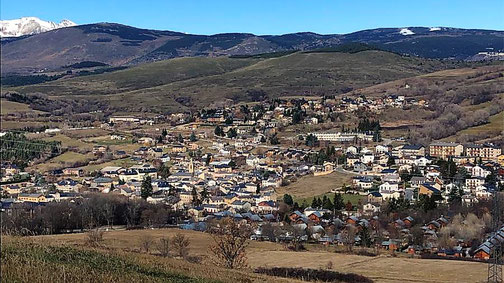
[157,237,170,257]
[341,225,357,252]
[208,218,251,269]
[171,233,190,259]
[141,235,154,253]
[285,224,307,251]
[103,202,115,228]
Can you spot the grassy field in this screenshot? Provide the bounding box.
[0,120,49,130]
[29,151,93,172]
[0,99,45,115]
[9,229,488,283]
[41,134,94,150]
[276,171,353,199]
[296,193,365,208]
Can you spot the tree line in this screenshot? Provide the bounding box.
[1,194,183,235]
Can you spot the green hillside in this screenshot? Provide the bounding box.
[8,50,466,113]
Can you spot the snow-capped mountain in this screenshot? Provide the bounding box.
[0,17,76,37]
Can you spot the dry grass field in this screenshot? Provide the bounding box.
[29,151,93,172]
[15,229,488,283]
[276,171,353,199]
[1,99,44,115]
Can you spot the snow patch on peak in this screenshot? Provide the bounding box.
[0,17,76,37]
[399,28,415,36]
[429,27,442,32]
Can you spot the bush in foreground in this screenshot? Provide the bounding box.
[255,267,374,283]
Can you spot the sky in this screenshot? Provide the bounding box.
[1,0,503,35]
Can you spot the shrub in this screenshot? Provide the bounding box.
[86,229,104,247]
[255,267,374,283]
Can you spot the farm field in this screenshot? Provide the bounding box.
[16,229,489,283]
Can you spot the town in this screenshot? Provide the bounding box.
[2,93,503,263]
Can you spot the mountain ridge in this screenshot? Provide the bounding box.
[1,21,503,74]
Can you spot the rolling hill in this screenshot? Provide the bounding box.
[6,48,472,113]
[1,22,503,74]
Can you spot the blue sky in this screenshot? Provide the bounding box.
[1,0,503,35]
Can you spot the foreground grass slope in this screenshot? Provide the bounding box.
[7,229,488,283]
[1,237,292,283]
[6,50,463,112]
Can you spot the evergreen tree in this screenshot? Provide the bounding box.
[190,132,197,142]
[417,195,437,212]
[485,171,497,187]
[177,133,184,143]
[214,126,224,137]
[293,202,300,211]
[311,197,318,208]
[227,128,237,138]
[141,176,153,200]
[305,134,318,147]
[283,194,294,206]
[269,134,280,145]
[158,163,171,179]
[168,185,176,196]
[333,193,345,210]
[448,186,463,204]
[387,156,395,167]
[322,196,333,210]
[225,116,233,125]
[200,187,209,204]
[228,160,236,169]
[191,187,200,206]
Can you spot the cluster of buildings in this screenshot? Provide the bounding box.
[342,141,503,210]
